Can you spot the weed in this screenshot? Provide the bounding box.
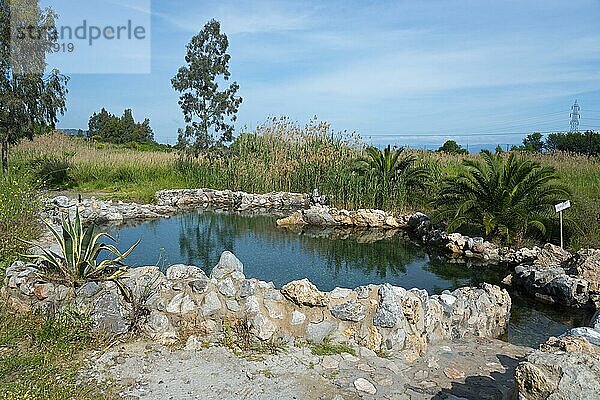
[310,337,356,356]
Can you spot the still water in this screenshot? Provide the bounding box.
[107,211,591,348]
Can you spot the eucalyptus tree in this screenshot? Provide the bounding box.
[354,145,428,209]
[0,0,69,178]
[435,150,569,243]
[172,19,242,156]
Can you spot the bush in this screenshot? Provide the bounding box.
[0,178,39,264]
[33,155,73,189]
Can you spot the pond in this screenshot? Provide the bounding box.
[106,210,591,348]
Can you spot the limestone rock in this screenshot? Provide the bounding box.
[201,291,222,317]
[166,293,197,314]
[353,378,377,395]
[244,295,260,314]
[513,335,600,400]
[373,284,406,328]
[291,310,306,325]
[251,313,276,341]
[211,251,244,280]
[276,211,305,226]
[305,321,336,343]
[281,279,326,307]
[217,278,236,297]
[329,300,366,322]
[239,279,257,298]
[568,248,600,292]
[87,288,130,336]
[144,311,178,345]
[561,327,600,347]
[592,310,600,330]
[166,264,208,281]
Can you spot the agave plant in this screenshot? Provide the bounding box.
[435,150,570,243]
[354,145,428,208]
[22,210,139,287]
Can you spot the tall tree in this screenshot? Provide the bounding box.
[171,19,242,156]
[0,0,68,178]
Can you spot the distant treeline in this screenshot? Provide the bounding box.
[436,131,600,156]
[88,108,155,144]
[520,131,600,155]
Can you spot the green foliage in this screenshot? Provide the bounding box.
[354,145,428,208]
[435,150,570,243]
[310,337,356,356]
[23,209,139,287]
[545,130,600,156]
[88,108,155,144]
[12,125,600,248]
[0,0,69,178]
[172,19,243,155]
[0,176,39,263]
[521,132,544,153]
[33,154,73,189]
[437,140,468,155]
[0,305,112,400]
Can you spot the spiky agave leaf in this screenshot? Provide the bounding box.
[19,209,140,286]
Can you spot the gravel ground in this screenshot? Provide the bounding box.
[82,337,530,400]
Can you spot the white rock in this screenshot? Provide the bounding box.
[440,293,457,306]
[217,278,236,297]
[353,378,377,395]
[330,287,353,299]
[251,313,276,341]
[166,293,197,314]
[291,310,306,325]
[201,292,222,317]
[244,295,260,313]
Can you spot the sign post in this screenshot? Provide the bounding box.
[554,200,571,249]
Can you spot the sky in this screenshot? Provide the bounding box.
[45,0,600,149]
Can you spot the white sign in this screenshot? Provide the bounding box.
[555,200,571,213]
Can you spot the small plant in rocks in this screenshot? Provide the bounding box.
[22,209,139,287]
[310,337,356,356]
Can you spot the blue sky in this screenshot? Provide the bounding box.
[52,0,600,149]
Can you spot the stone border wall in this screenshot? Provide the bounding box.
[2,251,511,361]
[156,189,313,212]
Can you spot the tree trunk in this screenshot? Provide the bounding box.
[2,136,8,180]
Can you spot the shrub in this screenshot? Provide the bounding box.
[0,178,39,264]
[33,155,73,189]
[23,210,139,287]
[435,150,569,244]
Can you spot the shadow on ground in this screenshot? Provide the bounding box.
[433,354,522,400]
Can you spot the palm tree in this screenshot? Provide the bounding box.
[355,145,428,209]
[435,150,569,243]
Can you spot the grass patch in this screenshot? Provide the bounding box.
[0,305,113,400]
[0,175,40,266]
[310,337,356,356]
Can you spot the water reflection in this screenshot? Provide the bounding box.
[106,210,591,348]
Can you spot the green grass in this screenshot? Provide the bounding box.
[0,174,40,268]
[310,337,356,356]
[0,306,114,400]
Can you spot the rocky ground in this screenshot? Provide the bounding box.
[82,338,531,400]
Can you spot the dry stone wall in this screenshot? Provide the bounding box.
[3,251,511,361]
